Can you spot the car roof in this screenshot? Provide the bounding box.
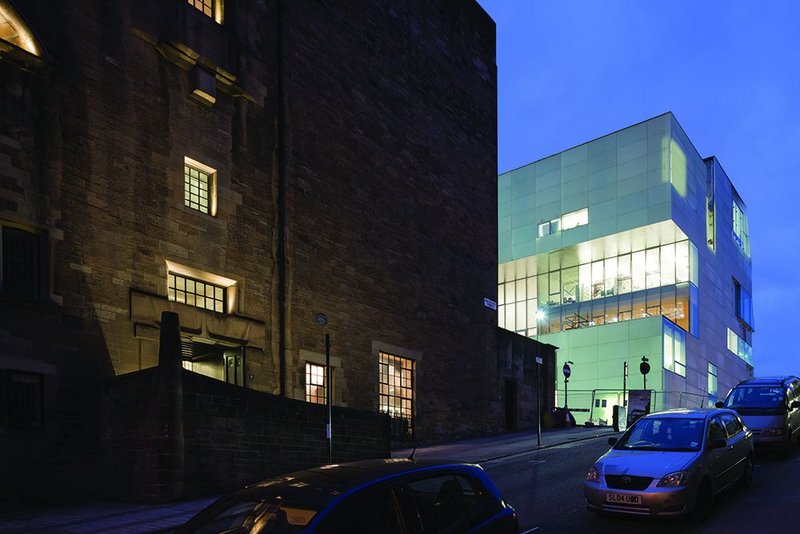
[222,458,483,509]
[639,408,734,420]
[737,376,799,386]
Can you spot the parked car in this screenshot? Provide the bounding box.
[176,458,519,533]
[716,375,800,456]
[584,408,753,518]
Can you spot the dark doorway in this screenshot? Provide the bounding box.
[505,380,518,431]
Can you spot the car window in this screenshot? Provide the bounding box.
[708,417,725,442]
[317,486,402,534]
[183,497,317,534]
[721,413,743,438]
[616,417,703,451]
[405,474,479,532]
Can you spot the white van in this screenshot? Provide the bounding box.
[717,376,800,456]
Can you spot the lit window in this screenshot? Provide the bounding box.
[708,363,718,404]
[168,272,226,313]
[305,363,326,405]
[727,327,752,364]
[1,225,41,298]
[379,352,414,438]
[732,201,750,257]
[186,0,223,22]
[663,320,686,377]
[561,208,588,231]
[184,157,217,216]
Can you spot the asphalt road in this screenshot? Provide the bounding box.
[481,434,800,534]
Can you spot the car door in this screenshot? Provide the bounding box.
[705,416,735,492]
[720,412,749,487]
[315,484,405,534]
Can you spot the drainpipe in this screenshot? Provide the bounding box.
[276,0,287,396]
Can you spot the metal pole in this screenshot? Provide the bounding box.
[325,333,332,464]
[565,376,569,410]
[623,361,628,409]
[537,359,542,447]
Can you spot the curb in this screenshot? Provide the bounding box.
[477,428,617,464]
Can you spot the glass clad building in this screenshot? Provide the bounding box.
[499,113,753,424]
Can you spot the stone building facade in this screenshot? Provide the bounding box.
[0,0,521,504]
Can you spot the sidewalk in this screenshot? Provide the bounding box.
[0,426,615,533]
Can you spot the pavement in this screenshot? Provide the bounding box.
[0,425,615,533]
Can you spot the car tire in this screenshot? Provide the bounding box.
[739,455,753,488]
[692,480,712,521]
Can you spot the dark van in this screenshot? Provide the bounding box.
[717,376,800,456]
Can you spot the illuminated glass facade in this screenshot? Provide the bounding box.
[499,113,754,424]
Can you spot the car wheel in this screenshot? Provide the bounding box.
[739,455,753,488]
[692,480,712,521]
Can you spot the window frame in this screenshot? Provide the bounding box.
[183,157,218,216]
[379,352,415,438]
[305,362,327,405]
[186,0,224,24]
[0,222,46,299]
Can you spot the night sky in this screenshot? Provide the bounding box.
[478,0,800,376]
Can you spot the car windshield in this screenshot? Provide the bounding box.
[616,417,704,452]
[182,496,319,534]
[724,386,785,412]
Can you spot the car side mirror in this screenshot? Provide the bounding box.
[608,437,618,446]
[714,401,724,408]
[708,437,727,449]
[792,401,800,410]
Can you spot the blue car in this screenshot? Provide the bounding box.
[177,458,519,533]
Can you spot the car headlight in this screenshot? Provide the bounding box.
[586,466,600,482]
[657,471,688,487]
[761,427,787,436]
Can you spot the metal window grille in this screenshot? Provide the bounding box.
[7,372,42,427]
[305,363,326,405]
[1,227,39,297]
[184,163,211,214]
[379,352,414,438]
[187,0,214,18]
[168,272,226,313]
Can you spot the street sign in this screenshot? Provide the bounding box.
[640,356,650,375]
[563,363,571,378]
[483,297,497,310]
[536,356,543,365]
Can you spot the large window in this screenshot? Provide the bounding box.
[305,363,326,405]
[1,225,41,298]
[727,327,752,365]
[663,320,686,377]
[379,352,414,438]
[498,239,696,336]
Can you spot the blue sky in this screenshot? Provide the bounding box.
[477,1,800,376]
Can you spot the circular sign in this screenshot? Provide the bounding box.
[562,363,571,378]
[640,361,651,375]
[314,313,328,326]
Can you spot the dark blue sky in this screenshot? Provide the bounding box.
[478,0,800,376]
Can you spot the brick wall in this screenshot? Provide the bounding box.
[102,365,390,502]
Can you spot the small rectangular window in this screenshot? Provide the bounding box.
[184,157,217,216]
[305,363,326,405]
[708,363,718,403]
[168,272,226,313]
[7,371,43,428]
[561,208,588,231]
[1,226,40,298]
[187,0,216,19]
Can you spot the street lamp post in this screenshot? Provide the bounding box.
[535,309,546,447]
[563,360,574,410]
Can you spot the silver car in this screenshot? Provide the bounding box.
[584,408,753,517]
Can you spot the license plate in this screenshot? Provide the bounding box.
[606,493,642,505]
